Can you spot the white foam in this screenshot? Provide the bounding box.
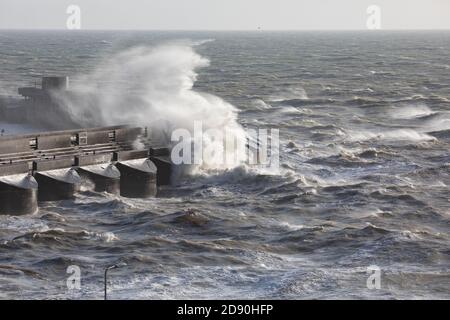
[424,115,450,132]
[88,231,119,242]
[251,99,271,110]
[280,106,302,114]
[278,221,304,231]
[56,43,247,172]
[192,39,215,46]
[345,129,436,142]
[389,104,435,119]
[268,85,308,101]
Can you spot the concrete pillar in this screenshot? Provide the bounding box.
[149,147,172,186]
[116,159,157,198]
[149,156,172,185]
[77,164,120,194]
[34,168,81,201]
[0,174,38,215]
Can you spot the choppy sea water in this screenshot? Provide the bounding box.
[0,31,449,299]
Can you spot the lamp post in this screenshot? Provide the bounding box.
[104,262,127,300]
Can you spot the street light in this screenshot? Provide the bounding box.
[104,262,127,300]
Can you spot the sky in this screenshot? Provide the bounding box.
[0,0,449,30]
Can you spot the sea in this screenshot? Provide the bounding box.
[0,30,449,299]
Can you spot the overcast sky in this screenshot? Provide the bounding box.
[0,0,449,30]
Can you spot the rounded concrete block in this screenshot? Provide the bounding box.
[116,159,157,198]
[77,164,121,194]
[34,168,81,201]
[149,156,172,185]
[0,174,38,215]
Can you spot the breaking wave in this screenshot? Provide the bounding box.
[388,104,436,119]
[345,129,436,143]
[55,43,247,171]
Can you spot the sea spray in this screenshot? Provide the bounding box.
[54,43,248,171]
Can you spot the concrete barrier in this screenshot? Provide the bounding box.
[75,153,114,167]
[0,126,173,214]
[113,150,149,162]
[149,147,170,157]
[77,164,120,194]
[0,174,38,215]
[33,158,74,172]
[34,168,81,201]
[116,159,157,198]
[115,127,143,142]
[149,147,172,185]
[0,162,30,176]
[36,134,72,150]
[0,137,31,154]
[149,156,172,185]
[86,130,111,145]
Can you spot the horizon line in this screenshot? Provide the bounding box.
[1,28,450,32]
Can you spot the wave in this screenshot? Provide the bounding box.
[345,129,437,143]
[0,264,44,278]
[307,154,379,168]
[250,99,272,110]
[279,106,304,114]
[192,39,215,46]
[347,95,448,109]
[388,104,436,119]
[268,85,308,102]
[188,164,285,185]
[53,43,247,172]
[7,228,118,246]
[369,191,428,207]
[345,96,383,106]
[428,129,450,139]
[274,97,334,107]
[0,215,48,233]
[424,116,450,133]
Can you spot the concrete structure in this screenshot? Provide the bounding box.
[42,77,69,91]
[0,125,173,215]
[0,174,38,216]
[0,76,77,129]
[78,164,121,194]
[116,159,158,198]
[150,147,172,185]
[34,169,81,201]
